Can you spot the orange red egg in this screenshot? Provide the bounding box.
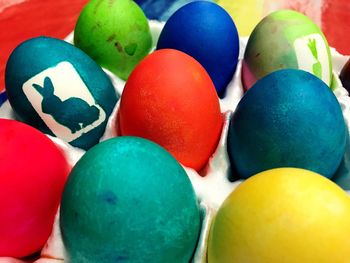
[118,49,223,171]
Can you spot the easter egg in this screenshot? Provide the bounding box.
[156,1,239,97]
[340,59,350,92]
[208,168,350,263]
[74,0,152,80]
[60,136,201,263]
[242,10,332,90]
[118,49,223,171]
[0,119,69,258]
[228,69,346,179]
[216,0,262,36]
[5,36,118,150]
[134,0,204,21]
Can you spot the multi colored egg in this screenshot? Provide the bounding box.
[242,10,333,90]
[0,119,69,258]
[60,136,201,263]
[74,0,152,80]
[208,168,350,263]
[5,36,118,150]
[228,69,346,179]
[118,49,223,171]
[156,1,239,97]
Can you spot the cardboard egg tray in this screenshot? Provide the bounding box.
[0,20,350,263]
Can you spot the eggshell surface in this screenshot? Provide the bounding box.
[74,0,152,80]
[60,136,201,263]
[156,1,239,97]
[118,49,223,171]
[242,10,333,90]
[0,119,70,258]
[208,168,350,263]
[340,59,350,93]
[228,69,346,179]
[5,36,118,150]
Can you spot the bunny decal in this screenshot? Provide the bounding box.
[32,76,100,134]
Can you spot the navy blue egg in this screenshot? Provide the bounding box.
[156,1,239,98]
[227,69,347,179]
[5,37,118,150]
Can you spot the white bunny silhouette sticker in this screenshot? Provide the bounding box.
[22,61,106,142]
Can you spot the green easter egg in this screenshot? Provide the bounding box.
[60,136,201,263]
[243,10,333,90]
[74,0,152,80]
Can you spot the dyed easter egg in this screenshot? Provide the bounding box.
[5,37,118,150]
[216,0,261,36]
[74,0,152,80]
[156,1,239,97]
[228,69,346,179]
[60,137,201,263]
[208,168,350,263]
[118,49,223,171]
[0,119,69,258]
[242,10,332,90]
[340,59,350,92]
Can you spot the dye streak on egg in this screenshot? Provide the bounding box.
[228,69,347,179]
[60,137,201,263]
[118,49,223,171]
[0,119,70,258]
[242,10,333,90]
[208,168,350,263]
[5,37,118,150]
[74,0,152,80]
[156,1,239,98]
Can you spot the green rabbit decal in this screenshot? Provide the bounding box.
[32,77,100,134]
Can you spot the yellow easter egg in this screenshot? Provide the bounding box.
[216,0,263,36]
[208,168,350,263]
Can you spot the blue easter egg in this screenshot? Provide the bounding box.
[156,1,239,98]
[228,69,347,179]
[60,136,201,263]
[134,0,213,21]
[5,36,118,150]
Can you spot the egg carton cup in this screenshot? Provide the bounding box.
[0,20,350,263]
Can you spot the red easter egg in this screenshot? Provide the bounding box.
[118,49,223,171]
[0,119,70,258]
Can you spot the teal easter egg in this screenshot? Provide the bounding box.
[228,69,347,179]
[60,137,201,263]
[242,10,332,90]
[5,37,118,150]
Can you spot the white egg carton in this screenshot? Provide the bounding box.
[0,20,349,263]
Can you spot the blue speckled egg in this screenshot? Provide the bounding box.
[228,69,347,179]
[60,136,201,263]
[5,36,118,150]
[156,1,239,98]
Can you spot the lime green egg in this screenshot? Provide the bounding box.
[60,136,201,263]
[74,0,152,80]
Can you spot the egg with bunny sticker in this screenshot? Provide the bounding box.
[5,36,118,150]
